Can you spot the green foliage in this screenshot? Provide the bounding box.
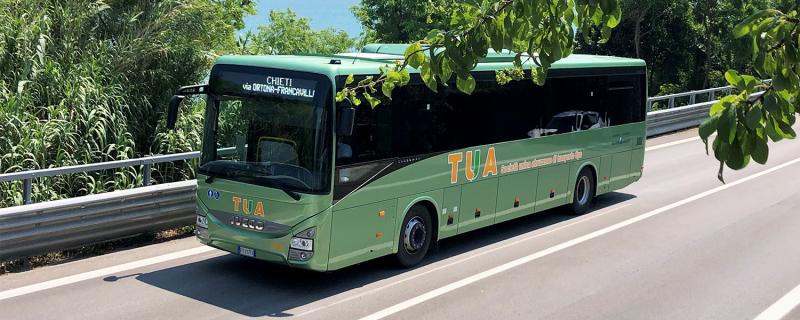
[701,10,799,181]
[0,0,251,207]
[248,9,355,55]
[577,0,773,94]
[338,0,621,106]
[352,0,455,43]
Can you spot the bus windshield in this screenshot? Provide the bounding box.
[200,95,331,193]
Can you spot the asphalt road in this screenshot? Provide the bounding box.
[2,129,800,320]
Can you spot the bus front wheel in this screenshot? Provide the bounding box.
[395,204,432,268]
[570,167,596,215]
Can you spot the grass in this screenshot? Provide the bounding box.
[0,0,238,207]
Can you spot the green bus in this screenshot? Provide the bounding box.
[167,43,647,271]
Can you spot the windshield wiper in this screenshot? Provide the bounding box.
[272,181,302,201]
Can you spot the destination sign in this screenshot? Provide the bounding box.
[212,68,318,102]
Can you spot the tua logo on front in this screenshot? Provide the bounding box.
[448,147,498,184]
[232,196,265,217]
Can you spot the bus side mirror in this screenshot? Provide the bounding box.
[167,95,184,130]
[337,107,355,136]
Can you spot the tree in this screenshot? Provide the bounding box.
[700,5,800,181]
[578,0,696,94]
[338,0,622,109]
[352,0,455,43]
[248,9,354,55]
[576,0,772,96]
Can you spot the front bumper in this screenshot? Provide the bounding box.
[196,207,332,272]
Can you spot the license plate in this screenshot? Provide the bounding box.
[238,246,256,257]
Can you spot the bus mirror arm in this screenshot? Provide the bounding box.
[337,107,356,136]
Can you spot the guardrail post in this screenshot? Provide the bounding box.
[647,100,652,112]
[143,164,152,186]
[689,93,696,105]
[23,178,32,205]
[710,91,715,101]
[668,97,675,109]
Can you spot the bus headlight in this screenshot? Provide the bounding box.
[289,227,316,261]
[290,237,313,251]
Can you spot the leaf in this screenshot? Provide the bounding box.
[724,70,743,90]
[725,141,749,170]
[763,94,780,115]
[363,92,380,109]
[420,63,437,92]
[456,74,476,94]
[776,119,797,138]
[607,4,621,28]
[709,100,726,116]
[699,116,718,155]
[405,42,425,69]
[765,117,784,142]
[717,104,737,144]
[751,137,769,164]
[381,82,395,99]
[399,69,411,85]
[712,135,728,163]
[745,107,762,130]
[440,57,453,83]
[732,9,777,38]
[345,74,354,85]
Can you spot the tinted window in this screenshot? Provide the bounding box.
[336,71,645,166]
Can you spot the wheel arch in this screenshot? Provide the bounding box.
[397,197,440,252]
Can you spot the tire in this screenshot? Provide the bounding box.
[395,204,433,268]
[570,167,596,215]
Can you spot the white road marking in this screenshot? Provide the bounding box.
[645,136,701,152]
[754,283,800,320]
[0,246,217,301]
[294,203,632,317]
[359,157,800,320]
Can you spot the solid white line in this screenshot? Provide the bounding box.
[645,136,701,152]
[754,283,800,320]
[359,157,800,320]
[294,203,632,317]
[0,246,216,301]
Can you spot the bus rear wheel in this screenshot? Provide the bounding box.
[570,167,596,215]
[395,204,432,268]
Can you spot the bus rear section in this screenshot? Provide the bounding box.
[326,62,646,270]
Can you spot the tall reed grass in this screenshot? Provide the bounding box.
[0,0,247,207]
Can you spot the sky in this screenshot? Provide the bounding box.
[243,0,363,37]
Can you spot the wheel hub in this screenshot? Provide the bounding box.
[403,217,426,253]
[577,175,590,205]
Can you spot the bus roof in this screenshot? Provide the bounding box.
[214,43,646,80]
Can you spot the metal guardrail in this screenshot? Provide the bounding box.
[0,84,758,260]
[646,101,715,137]
[0,152,200,205]
[646,80,770,112]
[0,181,197,260]
[647,86,732,112]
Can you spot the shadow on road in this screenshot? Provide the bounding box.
[136,192,635,317]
